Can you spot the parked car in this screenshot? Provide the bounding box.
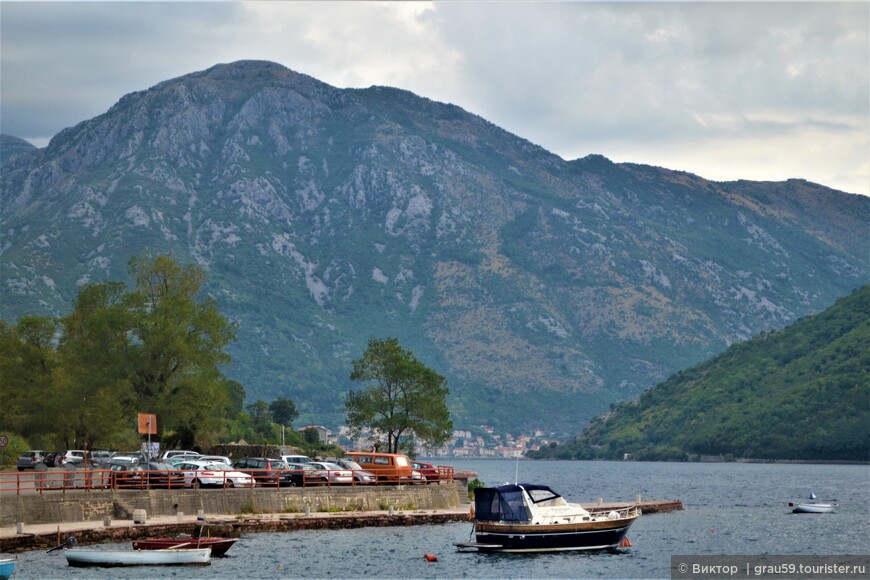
[412,461,441,482]
[57,450,86,466]
[108,453,144,465]
[197,455,232,465]
[282,462,319,486]
[324,458,377,485]
[87,450,114,468]
[108,462,146,488]
[343,451,422,484]
[178,461,254,488]
[280,454,313,465]
[17,450,48,471]
[42,451,63,467]
[308,461,354,485]
[160,450,202,461]
[164,454,201,466]
[141,461,186,489]
[232,457,295,487]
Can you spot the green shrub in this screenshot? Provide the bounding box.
[467,478,485,500]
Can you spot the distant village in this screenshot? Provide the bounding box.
[296,424,559,458]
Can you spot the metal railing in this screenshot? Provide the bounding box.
[0,464,454,494]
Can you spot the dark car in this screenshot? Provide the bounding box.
[232,457,294,487]
[284,462,319,487]
[17,450,48,471]
[141,461,186,489]
[108,462,146,488]
[43,451,63,467]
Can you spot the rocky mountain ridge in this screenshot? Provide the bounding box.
[2,60,867,432]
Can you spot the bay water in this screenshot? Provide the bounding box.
[9,459,869,578]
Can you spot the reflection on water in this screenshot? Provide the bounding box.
[8,460,870,579]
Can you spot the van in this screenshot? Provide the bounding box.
[343,451,421,484]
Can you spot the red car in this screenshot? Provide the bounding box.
[411,461,441,482]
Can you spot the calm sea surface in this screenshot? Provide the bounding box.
[8,459,870,579]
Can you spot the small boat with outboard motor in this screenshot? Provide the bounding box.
[789,491,837,514]
[455,482,640,553]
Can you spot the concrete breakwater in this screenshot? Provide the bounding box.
[1,482,466,527]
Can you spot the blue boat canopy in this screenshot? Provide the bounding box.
[474,483,563,522]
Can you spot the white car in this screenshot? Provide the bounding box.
[161,450,202,461]
[197,455,232,465]
[178,461,254,488]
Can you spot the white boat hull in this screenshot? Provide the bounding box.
[791,502,836,514]
[65,547,211,567]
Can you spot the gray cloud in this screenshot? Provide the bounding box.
[1,1,866,194]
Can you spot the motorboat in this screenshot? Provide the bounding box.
[789,492,837,513]
[64,547,211,567]
[0,557,15,580]
[456,483,640,553]
[132,536,237,556]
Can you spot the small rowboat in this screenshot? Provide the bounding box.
[0,557,16,580]
[64,547,211,567]
[132,537,237,556]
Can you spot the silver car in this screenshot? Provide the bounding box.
[308,461,354,485]
[17,450,47,471]
[327,458,377,485]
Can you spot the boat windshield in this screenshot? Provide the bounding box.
[523,485,563,505]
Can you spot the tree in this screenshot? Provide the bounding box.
[303,428,320,445]
[54,281,136,449]
[345,337,452,454]
[126,254,236,446]
[0,253,241,451]
[269,398,298,428]
[0,316,59,440]
[246,400,274,442]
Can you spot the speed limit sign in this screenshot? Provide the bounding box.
[0,435,8,447]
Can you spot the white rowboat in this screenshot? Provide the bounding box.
[64,547,211,567]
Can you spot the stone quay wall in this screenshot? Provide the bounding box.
[1,482,467,527]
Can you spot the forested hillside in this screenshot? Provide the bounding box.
[530,285,870,461]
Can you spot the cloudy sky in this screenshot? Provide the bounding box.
[2,1,868,195]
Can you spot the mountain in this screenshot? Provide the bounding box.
[1,60,867,433]
[0,134,37,167]
[529,285,870,461]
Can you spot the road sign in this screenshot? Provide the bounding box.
[0,435,8,447]
[138,413,157,435]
